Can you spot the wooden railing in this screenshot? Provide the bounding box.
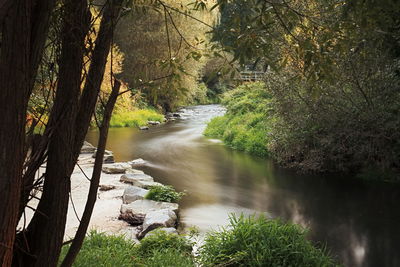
[237,71,266,81]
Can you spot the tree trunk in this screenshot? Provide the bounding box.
[0,1,33,266]
[60,79,121,267]
[20,1,91,266]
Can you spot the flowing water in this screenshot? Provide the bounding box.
[86,104,400,267]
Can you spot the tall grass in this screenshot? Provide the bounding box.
[110,109,164,128]
[198,214,339,267]
[61,216,339,267]
[60,230,194,267]
[204,82,270,157]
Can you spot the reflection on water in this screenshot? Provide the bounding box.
[87,105,400,267]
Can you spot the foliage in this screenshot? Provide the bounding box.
[204,82,270,157]
[109,108,164,128]
[205,0,400,178]
[144,185,185,203]
[136,230,193,258]
[198,214,338,267]
[145,248,195,267]
[114,0,218,111]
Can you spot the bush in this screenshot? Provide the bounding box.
[144,185,185,203]
[198,214,338,267]
[110,108,164,128]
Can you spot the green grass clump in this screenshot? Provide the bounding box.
[59,231,139,267]
[199,214,339,267]
[144,185,185,203]
[60,230,194,267]
[204,82,270,157]
[110,108,164,128]
[136,230,193,258]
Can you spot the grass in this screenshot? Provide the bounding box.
[198,214,339,267]
[204,82,270,157]
[61,214,339,267]
[60,230,194,267]
[110,109,164,128]
[144,185,185,203]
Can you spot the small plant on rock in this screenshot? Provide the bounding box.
[145,185,185,203]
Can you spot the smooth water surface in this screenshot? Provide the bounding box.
[87,105,400,267]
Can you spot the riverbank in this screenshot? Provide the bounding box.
[63,142,183,242]
[204,82,400,181]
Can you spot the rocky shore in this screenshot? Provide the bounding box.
[62,141,181,242]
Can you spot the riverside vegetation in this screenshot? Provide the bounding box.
[60,215,338,267]
[205,79,400,180]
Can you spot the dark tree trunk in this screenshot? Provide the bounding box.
[73,0,123,158]
[20,1,91,266]
[60,79,121,267]
[60,1,123,265]
[0,1,33,266]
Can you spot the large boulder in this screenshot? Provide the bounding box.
[120,199,179,216]
[102,162,131,174]
[80,141,96,154]
[123,186,149,204]
[118,211,145,226]
[120,173,162,188]
[138,209,177,239]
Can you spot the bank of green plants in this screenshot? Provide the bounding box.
[109,108,164,128]
[199,214,338,267]
[204,82,270,157]
[61,215,338,266]
[144,185,185,203]
[60,230,195,267]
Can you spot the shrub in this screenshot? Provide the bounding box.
[144,185,185,203]
[198,214,338,267]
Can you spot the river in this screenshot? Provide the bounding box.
[86,104,400,267]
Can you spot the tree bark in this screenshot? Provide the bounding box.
[21,1,91,266]
[0,1,33,266]
[60,79,121,267]
[73,0,123,158]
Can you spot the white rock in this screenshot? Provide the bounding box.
[139,126,149,130]
[119,173,162,188]
[148,121,160,125]
[120,199,179,216]
[102,162,131,174]
[123,186,149,204]
[139,209,177,238]
[129,158,147,167]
